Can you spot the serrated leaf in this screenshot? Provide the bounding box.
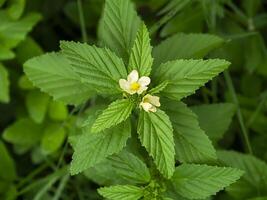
[191,103,236,142]
[128,23,153,76]
[163,99,217,163]
[154,59,230,100]
[24,52,94,105]
[0,63,10,103]
[137,109,175,179]
[108,150,151,184]
[153,33,224,67]
[91,99,134,133]
[26,90,50,124]
[84,160,127,186]
[0,141,16,181]
[149,80,169,95]
[98,0,141,61]
[3,118,43,147]
[60,41,127,94]
[70,120,131,175]
[217,150,267,198]
[172,164,244,199]
[0,12,41,48]
[98,185,144,200]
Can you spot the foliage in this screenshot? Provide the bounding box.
[1,0,267,199]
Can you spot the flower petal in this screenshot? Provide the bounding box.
[138,76,151,87]
[140,102,153,112]
[146,95,160,107]
[119,79,128,90]
[128,70,139,83]
[137,86,148,94]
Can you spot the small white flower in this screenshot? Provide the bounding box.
[140,94,160,112]
[119,70,150,95]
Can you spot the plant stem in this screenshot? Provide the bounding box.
[247,92,267,127]
[223,71,253,154]
[77,0,88,43]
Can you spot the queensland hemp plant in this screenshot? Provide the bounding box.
[23,0,244,199]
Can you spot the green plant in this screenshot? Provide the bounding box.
[22,0,245,199]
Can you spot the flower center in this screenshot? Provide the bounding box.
[130,82,140,91]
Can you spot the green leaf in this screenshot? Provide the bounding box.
[0,12,41,48]
[149,80,169,95]
[0,46,15,60]
[191,103,236,142]
[7,0,25,20]
[0,141,16,181]
[16,37,43,64]
[26,90,50,124]
[91,99,134,133]
[108,150,151,184]
[0,64,10,103]
[98,0,141,61]
[24,52,94,105]
[98,185,144,200]
[70,120,131,175]
[0,0,6,6]
[41,123,66,155]
[153,33,224,67]
[18,75,34,90]
[217,150,267,199]
[128,23,153,76]
[84,160,126,186]
[3,118,43,147]
[137,109,175,179]
[154,59,230,101]
[60,41,127,94]
[163,100,217,163]
[171,164,244,199]
[48,101,68,121]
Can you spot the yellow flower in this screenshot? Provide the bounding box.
[119,70,150,95]
[140,94,160,112]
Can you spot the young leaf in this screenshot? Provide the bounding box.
[91,99,134,133]
[48,101,68,121]
[98,0,141,61]
[0,46,15,60]
[191,103,236,142]
[171,164,244,199]
[163,99,217,163]
[137,109,175,179]
[128,23,153,76]
[26,90,50,124]
[24,52,94,105]
[41,123,66,155]
[0,141,16,181]
[70,120,131,175]
[7,0,25,19]
[154,59,230,101]
[0,64,10,103]
[148,80,169,95]
[153,33,224,66]
[108,150,151,184]
[98,185,144,200]
[3,118,43,147]
[0,12,41,48]
[60,41,127,94]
